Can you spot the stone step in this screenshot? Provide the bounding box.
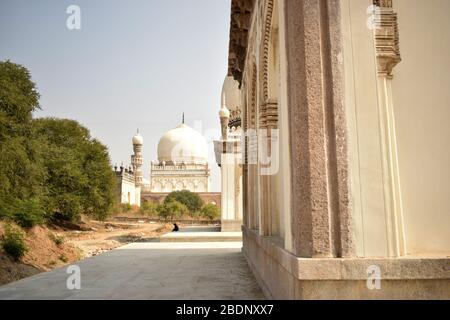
[159,231,242,242]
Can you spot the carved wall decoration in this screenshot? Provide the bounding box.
[372,0,401,77]
[228,0,256,84]
[261,0,274,102]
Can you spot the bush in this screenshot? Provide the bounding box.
[140,201,158,216]
[164,190,204,213]
[200,203,220,220]
[157,200,188,220]
[1,224,28,260]
[121,203,133,213]
[49,233,64,246]
[13,198,45,228]
[0,196,45,228]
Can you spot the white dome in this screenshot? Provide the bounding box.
[132,133,143,145]
[157,123,208,164]
[221,75,240,109]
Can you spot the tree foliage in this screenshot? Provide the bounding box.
[33,118,116,221]
[157,200,189,220]
[1,224,28,260]
[200,203,220,220]
[164,190,204,213]
[140,200,158,216]
[0,60,116,224]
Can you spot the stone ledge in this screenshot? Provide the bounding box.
[160,231,242,242]
[243,226,450,281]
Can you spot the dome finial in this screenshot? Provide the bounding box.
[132,129,143,145]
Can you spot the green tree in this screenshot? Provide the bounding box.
[157,200,188,220]
[200,203,220,220]
[0,61,117,224]
[164,190,204,213]
[33,118,116,221]
[0,61,46,226]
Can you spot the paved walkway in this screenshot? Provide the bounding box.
[0,240,264,300]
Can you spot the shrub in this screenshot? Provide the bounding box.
[121,203,133,213]
[1,224,28,260]
[49,233,64,246]
[13,198,45,228]
[140,200,158,216]
[200,203,220,220]
[164,190,203,213]
[157,200,188,220]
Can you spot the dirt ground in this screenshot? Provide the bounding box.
[0,219,172,286]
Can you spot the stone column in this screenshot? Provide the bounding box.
[220,141,243,232]
[284,0,353,258]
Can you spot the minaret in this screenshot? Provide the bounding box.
[131,130,144,186]
[219,95,230,141]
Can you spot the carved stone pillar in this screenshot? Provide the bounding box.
[284,0,352,258]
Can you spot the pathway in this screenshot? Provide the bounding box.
[0,228,264,300]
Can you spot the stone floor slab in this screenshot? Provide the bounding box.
[0,242,264,300]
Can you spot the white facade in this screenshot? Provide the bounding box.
[149,122,211,193]
[116,169,141,207]
[214,76,244,231]
[149,162,210,193]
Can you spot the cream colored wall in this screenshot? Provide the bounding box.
[342,0,450,257]
[121,179,138,206]
[392,0,450,255]
[277,0,292,252]
[221,153,236,221]
[341,0,390,257]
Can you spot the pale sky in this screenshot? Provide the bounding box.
[0,0,231,191]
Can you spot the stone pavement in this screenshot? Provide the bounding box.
[0,229,264,300]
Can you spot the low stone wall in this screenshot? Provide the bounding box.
[221,220,243,232]
[242,226,450,300]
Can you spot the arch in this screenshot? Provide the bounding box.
[153,181,162,192]
[197,181,206,192]
[258,0,281,238]
[175,181,184,191]
[261,0,276,102]
[186,181,195,192]
[247,62,259,231]
[164,182,174,193]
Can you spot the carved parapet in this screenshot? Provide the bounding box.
[372,0,401,77]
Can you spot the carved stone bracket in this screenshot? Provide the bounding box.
[372,0,401,77]
[229,0,256,84]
